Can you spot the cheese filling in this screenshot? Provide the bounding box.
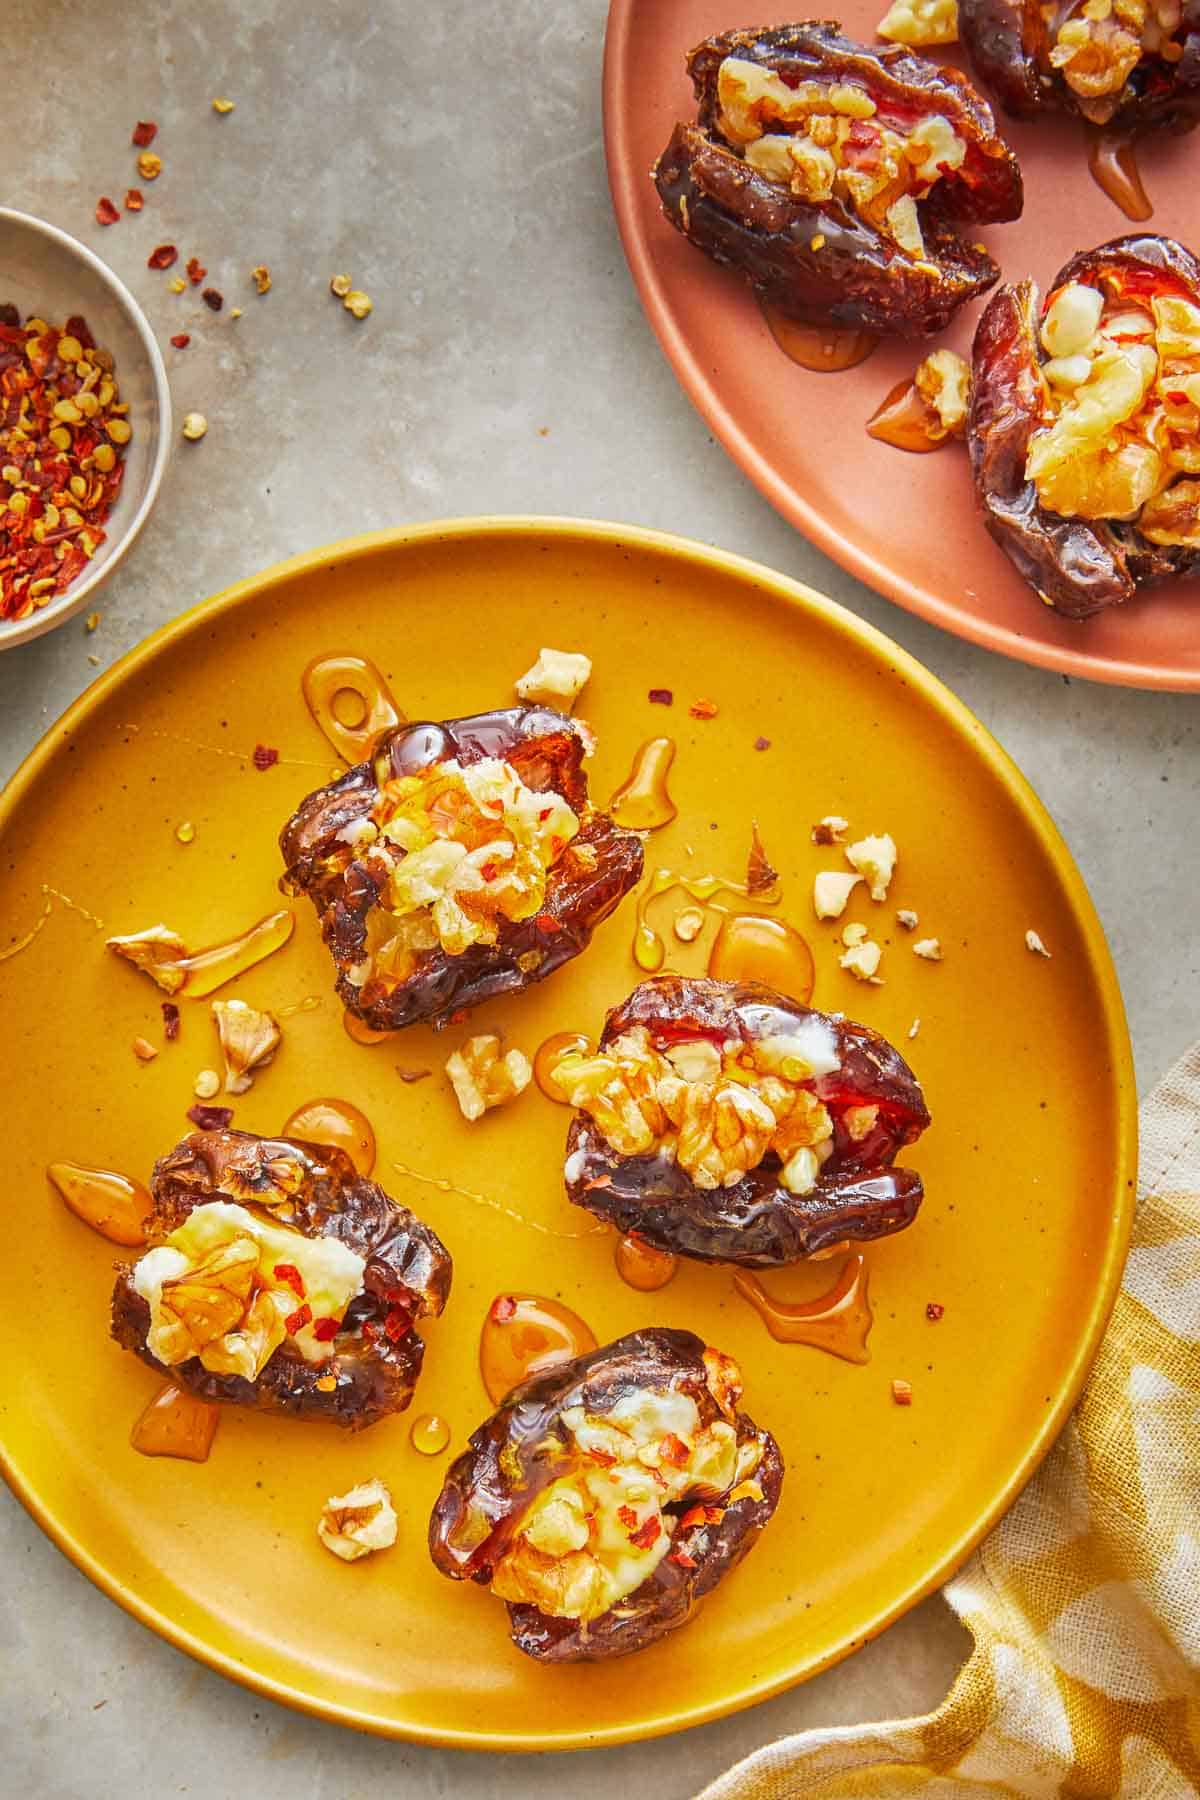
[1026,282,1200,541]
[717,55,967,262]
[132,1200,365,1381]
[490,1385,764,1622]
[553,1021,841,1193]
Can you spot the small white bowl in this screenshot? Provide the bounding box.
[0,207,171,649]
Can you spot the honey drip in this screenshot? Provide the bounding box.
[166,908,295,998]
[734,1255,873,1363]
[343,1007,389,1046]
[633,867,780,974]
[0,884,105,966]
[762,303,879,372]
[275,994,322,1019]
[866,378,954,454]
[47,1161,149,1246]
[1087,129,1153,222]
[283,1097,376,1176]
[130,1380,220,1461]
[479,1294,598,1405]
[533,1032,595,1101]
[609,737,678,831]
[391,1160,607,1240]
[410,1412,451,1456]
[302,653,404,764]
[707,913,815,1003]
[614,1232,678,1292]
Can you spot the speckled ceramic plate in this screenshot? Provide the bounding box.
[604,1,1200,689]
[0,520,1134,1747]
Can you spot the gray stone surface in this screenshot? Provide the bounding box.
[0,2,1195,1794]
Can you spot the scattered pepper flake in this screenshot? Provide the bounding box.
[330,273,352,298]
[161,1001,180,1041]
[136,151,162,181]
[274,1262,305,1298]
[284,1303,312,1336]
[396,1066,432,1083]
[201,288,223,312]
[746,822,780,897]
[251,265,271,295]
[629,1515,662,1550]
[252,743,279,771]
[689,697,719,720]
[891,1378,913,1406]
[382,1305,411,1342]
[617,1504,639,1529]
[95,197,120,227]
[169,333,190,350]
[186,1102,234,1130]
[535,911,562,934]
[648,687,673,706]
[926,1302,945,1321]
[211,97,236,114]
[1025,929,1051,958]
[124,189,144,212]
[147,244,178,270]
[491,1295,516,1323]
[132,121,158,147]
[186,257,206,286]
[753,735,771,751]
[181,412,207,442]
[659,1433,690,1467]
[343,290,373,319]
[132,1036,158,1062]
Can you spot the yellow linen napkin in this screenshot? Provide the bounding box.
[701,1043,1200,1799]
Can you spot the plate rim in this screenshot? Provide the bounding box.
[0,516,1137,1749]
[600,1,1200,694]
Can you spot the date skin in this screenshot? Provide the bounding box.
[960,0,1200,132]
[654,22,1022,338]
[968,234,1200,618]
[279,706,644,1032]
[564,976,929,1267]
[111,1130,452,1430]
[429,1328,783,1662]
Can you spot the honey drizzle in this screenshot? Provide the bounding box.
[169,908,295,998]
[707,912,815,1003]
[614,1232,678,1292]
[301,653,404,764]
[733,1255,873,1363]
[479,1293,598,1405]
[609,737,678,831]
[130,1380,220,1461]
[761,303,879,372]
[275,994,323,1019]
[47,1161,149,1246]
[633,866,780,973]
[282,1097,377,1176]
[1087,128,1153,221]
[118,721,328,770]
[391,1160,607,1239]
[343,1007,389,1046]
[0,884,105,965]
[533,1032,594,1101]
[410,1412,451,1455]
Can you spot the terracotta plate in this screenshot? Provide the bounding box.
[604,2,1200,689]
[0,520,1134,1747]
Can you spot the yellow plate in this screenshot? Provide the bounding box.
[0,519,1134,1749]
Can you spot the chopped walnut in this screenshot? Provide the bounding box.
[108,924,187,994]
[132,1037,158,1062]
[839,938,883,982]
[1050,11,1143,98]
[912,938,943,961]
[317,1479,398,1562]
[813,870,863,920]
[1025,929,1052,958]
[811,815,849,845]
[891,1378,914,1405]
[514,647,593,711]
[845,833,897,901]
[916,349,971,436]
[896,908,919,930]
[212,999,282,1094]
[446,1034,532,1121]
[877,0,959,43]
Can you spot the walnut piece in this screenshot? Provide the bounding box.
[211,998,282,1094]
[877,0,959,43]
[446,1033,532,1122]
[514,647,592,711]
[845,834,897,902]
[107,924,188,994]
[317,1479,398,1562]
[813,870,863,920]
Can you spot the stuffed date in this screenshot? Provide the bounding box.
[554,975,929,1266]
[428,1327,782,1662]
[959,0,1200,135]
[111,1129,451,1429]
[652,22,1023,339]
[280,706,644,1033]
[968,233,1200,617]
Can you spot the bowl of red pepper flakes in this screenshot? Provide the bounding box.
[0,207,170,648]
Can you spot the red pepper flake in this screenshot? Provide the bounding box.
[659,1433,690,1467]
[616,1504,639,1529]
[273,1262,305,1298]
[147,244,178,270]
[252,743,279,771]
[383,1305,411,1342]
[1167,390,1189,404]
[186,1102,234,1130]
[925,1302,945,1322]
[124,189,144,212]
[449,1008,469,1025]
[186,257,207,286]
[491,1294,516,1323]
[169,333,190,350]
[891,1378,913,1406]
[648,688,673,706]
[629,1515,661,1550]
[668,1549,698,1569]
[535,912,561,934]
[161,1001,180,1041]
[480,861,499,882]
[583,1174,613,1191]
[679,1504,709,1530]
[201,287,224,312]
[312,1315,340,1342]
[703,1505,724,1524]
[537,806,553,822]
[131,120,158,147]
[284,1303,313,1335]
[587,1447,616,1467]
[95,197,120,227]
[753,736,771,752]
[689,698,720,720]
